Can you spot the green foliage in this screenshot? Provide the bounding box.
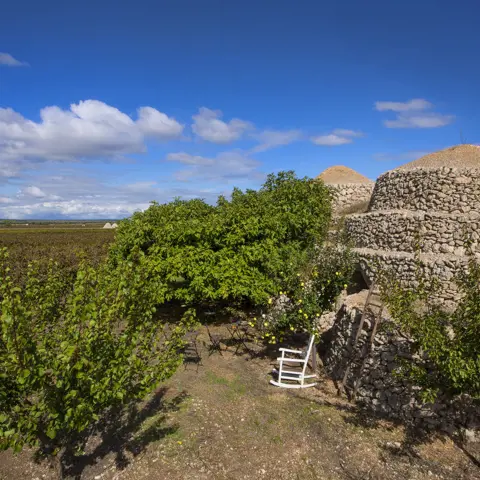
[110,171,333,309]
[0,248,196,456]
[250,242,357,343]
[0,170,334,466]
[380,252,480,402]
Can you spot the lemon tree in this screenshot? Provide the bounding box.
[250,243,356,344]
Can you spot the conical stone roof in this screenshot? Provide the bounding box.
[396,144,480,170]
[317,165,372,184]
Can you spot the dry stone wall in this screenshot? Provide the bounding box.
[321,299,479,440]
[356,249,474,310]
[346,211,480,255]
[344,166,480,306]
[369,167,480,213]
[328,183,374,213]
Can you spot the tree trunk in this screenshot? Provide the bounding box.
[49,448,65,480]
[56,452,64,480]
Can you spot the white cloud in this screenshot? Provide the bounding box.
[0,52,29,67]
[374,98,432,112]
[0,200,150,220]
[17,185,62,201]
[21,186,47,198]
[167,151,262,182]
[166,152,215,166]
[311,129,363,146]
[331,129,363,138]
[384,113,454,129]
[375,98,454,129]
[122,181,159,193]
[192,107,252,144]
[312,134,352,146]
[0,172,224,219]
[250,129,303,153]
[136,106,184,139]
[0,100,184,166]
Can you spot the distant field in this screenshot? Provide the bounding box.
[0,220,114,229]
[0,227,116,282]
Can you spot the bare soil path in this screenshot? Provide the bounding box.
[1,325,479,480]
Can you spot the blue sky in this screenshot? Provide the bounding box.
[1,0,479,219]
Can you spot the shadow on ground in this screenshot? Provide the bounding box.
[308,375,480,476]
[194,323,480,476]
[47,387,188,480]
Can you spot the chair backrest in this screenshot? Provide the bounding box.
[301,334,316,376]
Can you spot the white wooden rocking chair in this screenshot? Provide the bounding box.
[270,334,318,388]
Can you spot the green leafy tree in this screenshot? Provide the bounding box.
[379,252,480,402]
[110,171,333,310]
[251,242,357,343]
[0,248,196,478]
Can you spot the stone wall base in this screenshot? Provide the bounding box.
[319,294,480,442]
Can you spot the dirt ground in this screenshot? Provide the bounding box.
[1,325,479,480]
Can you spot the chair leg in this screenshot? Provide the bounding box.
[278,351,286,383]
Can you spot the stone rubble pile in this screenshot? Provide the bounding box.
[321,298,479,441]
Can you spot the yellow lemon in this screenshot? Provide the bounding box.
[299,309,302,313]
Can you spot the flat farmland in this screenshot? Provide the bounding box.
[0,226,116,281]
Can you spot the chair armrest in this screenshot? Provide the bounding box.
[277,357,306,362]
[279,348,303,354]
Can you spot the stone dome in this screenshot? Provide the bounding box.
[344,145,480,308]
[317,166,374,214]
[317,165,372,184]
[396,144,480,170]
